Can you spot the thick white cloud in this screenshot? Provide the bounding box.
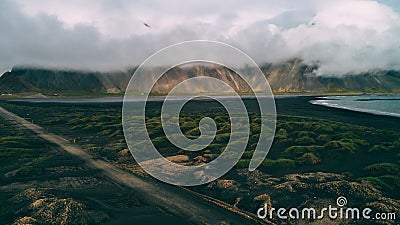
[1,0,400,75]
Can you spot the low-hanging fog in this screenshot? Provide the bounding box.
[1,0,400,76]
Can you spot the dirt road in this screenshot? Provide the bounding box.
[0,106,267,225]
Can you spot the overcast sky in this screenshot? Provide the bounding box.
[1,0,400,75]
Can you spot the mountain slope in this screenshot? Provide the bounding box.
[1,61,400,95]
[0,67,129,94]
[0,71,40,93]
[262,59,400,93]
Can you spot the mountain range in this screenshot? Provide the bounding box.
[1,59,400,96]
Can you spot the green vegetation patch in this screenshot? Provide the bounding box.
[363,163,399,176]
[1,101,400,199]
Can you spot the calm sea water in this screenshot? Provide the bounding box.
[310,95,400,118]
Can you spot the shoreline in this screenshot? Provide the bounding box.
[275,96,400,132]
[310,99,400,119]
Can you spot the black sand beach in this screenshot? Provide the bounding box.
[275,96,400,132]
[5,95,400,131]
[173,95,400,132]
[1,95,400,224]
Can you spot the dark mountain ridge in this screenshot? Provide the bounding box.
[0,67,130,94]
[1,60,400,95]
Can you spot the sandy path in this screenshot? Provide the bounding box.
[0,106,267,225]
